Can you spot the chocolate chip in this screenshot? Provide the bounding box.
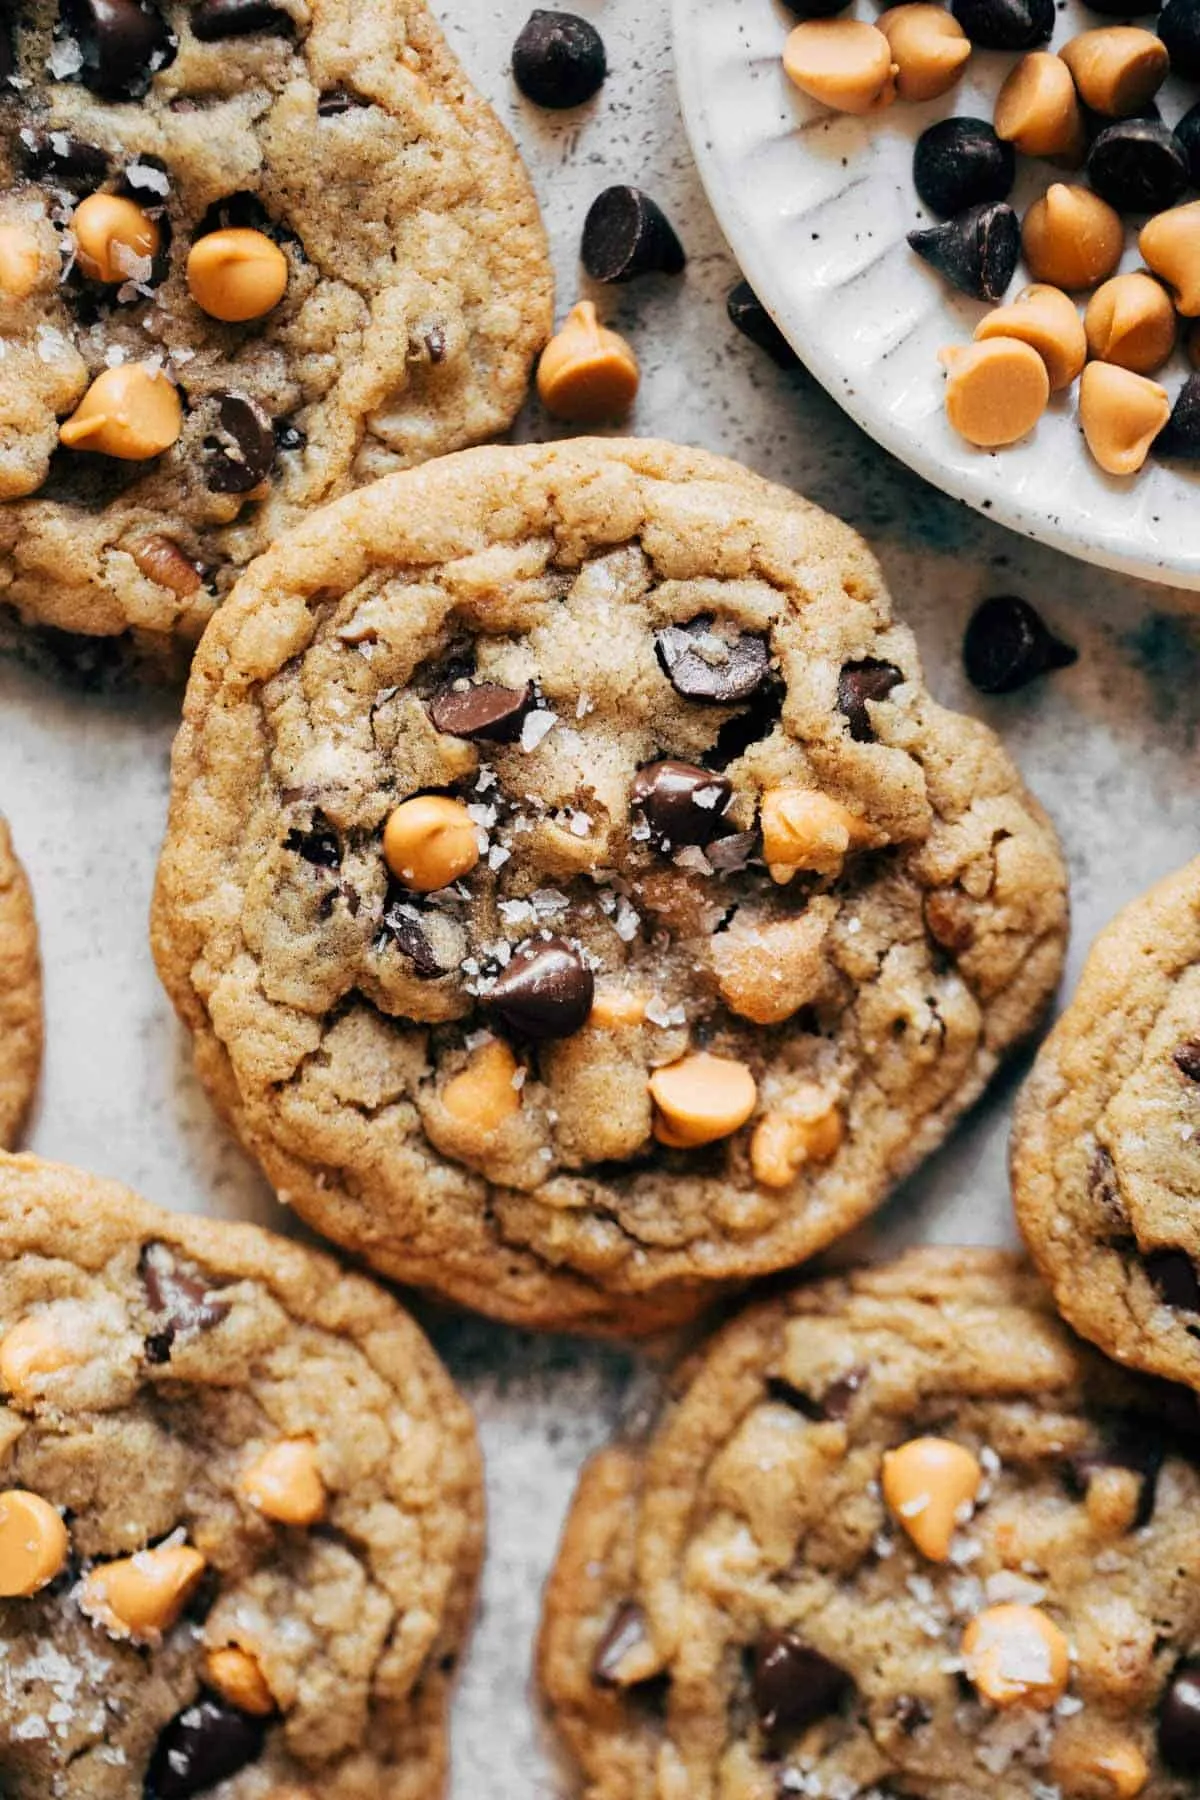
[705,677,785,769]
[908,202,1019,303]
[61,0,175,99]
[656,617,770,706]
[317,85,366,115]
[428,680,533,743]
[837,659,903,742]
[752,1631,852,1739]
[766,1369,862,1420]
[592,1600,650,1686]
[140,1241,229,1362]
[1065,1430,1162,1529]
[705,829,759,874]
[820,1368,864,1419]
[1174,101,1200,184]
[1155,375,1200,461]
[284,817,340,868]
[1175,1040,1200,1081]
[913,119,1015,218]
[144,1697,266,1799]
[893,1694,932,1734]
[950,0,1053,48]
[0,19,12,79]
[962,596,1077,695]
[16,128,110,187]
[274,419,306,452]
[486,936,594,1040]
[191,0,292,38]
[512,9,606,108]
[194,191,276,238]
[1087,120,1187,215]
[581,186,685,284]
[726,282,801,370]
[1159,0,1200,80]
[378,894,444,978]
[204,394,275,495]
[631,760,732,850]
[1147,1248,1200,1312]
[1161,1660,1200,1771]
[781,0,852,16]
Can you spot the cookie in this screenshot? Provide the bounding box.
[539,1247,1200,1800]
[0,1150,482,1798]
[0,0,551,660]
[1013,858,1200,1392]
[0,816,42,1147]
[150,437,1068,1334]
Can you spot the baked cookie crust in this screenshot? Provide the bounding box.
[0,816,42,1147]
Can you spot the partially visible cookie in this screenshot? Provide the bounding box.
[0,0,551,659]
[1014,858,1200,1391]
[539,1248,1200,1800]
[0,1152,482,1798]
[0,817,42,1146]
[150,437,1068,1334]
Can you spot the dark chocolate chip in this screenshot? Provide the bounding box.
[950,0,1054,47]
[1174,101,1200,184]
[726,281,801,369]
[274,418,306,452]
[1147,1248,1200,1312]
[1161,1660,1200,1771]
[704,676,785,769]
[194,191,276,238]
[61,0,175,99]
[428,680,533,743]
[913,119,1015,219]
[1175,1040,1200,1081]
[962,596,1077,695]
[191,0,292,38]
[592,1600,650,1686]
[378,894,444,977]
[837,659,903,742]
[16,128,110,186]
[631,760,732,850]
[0,19,12,80]
[581,186,685,283]
[766,1369,862,1420]
[1155,374,1200,461]
[204,394,275,495]
[780,0,851,16]
[893,1694,932,1734]
[705,830,759,874]
[144,1697,266,1799]
[1065,1430,1162,1529]
[908,202,1019,303]
[486,935,594,1040]
[317,85,367,114]
[140,1241,229,1361]
[752,1631,852,1739]
[1087,120,1187,215]
[283,817,340,868]
[655,617,770,705]
[512,9,606,108]
[1160,0,1200,80]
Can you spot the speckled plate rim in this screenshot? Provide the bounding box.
[673,0,1200,591]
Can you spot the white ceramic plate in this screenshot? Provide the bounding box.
[673,0,1200,587]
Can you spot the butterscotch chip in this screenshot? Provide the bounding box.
[881,1436,982,1561]
[80,1542,207,1642]
[940,336,1050,446]
[0,1314,74,1398]
[383,795,480,892]
[1078,361,1169,475]
[0,815,42,1151]
[782,19,898,114]
[876,5,969,101]
[72,192,160,285]
[0,1489,68,1596]
[186,227,288,323]
[1059,27,1168,118]
[1140,201,1200,315]
[0,221,42,300]
[649,1052,757,1148]
[241,1439,326,1526]
[962,1603,1070,1709]
[749,1088,842,1187]
[1022,184,1123,290]
[974,283,1086,391]
[58,363,182,460]
[1085,272,1176,374]
[759,787,870,882]
[441,1038,523,1133]
[537,300,639,422]
[994,51,1084,159]
[203,1645,277,1717]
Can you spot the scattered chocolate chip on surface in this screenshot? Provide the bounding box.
[512,9,606,108]
[913,118,1016,218]
[950,0,1054,50]
[908,201,1020,301]
[1087,119,1188,215]
[963,595,1078,694]
[581,185,685,283]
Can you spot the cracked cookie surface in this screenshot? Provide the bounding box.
[0,1151,482,1799]
[1014,858,1200,1392]
[150,438,1068,1334]
[0,817,42,1147]
[0,0,551,658]
[539,1248,1200,1800]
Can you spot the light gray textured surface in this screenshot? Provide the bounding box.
[1,2,1199,1794]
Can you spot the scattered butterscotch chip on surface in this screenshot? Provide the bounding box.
[1022,183,1124,291]
[941,335,1050,446]
[975,283,1086,390]
[783,18,898,114]
[1079,360,1170,474]
[994,50,1084,158]
[1085,272,1177,374]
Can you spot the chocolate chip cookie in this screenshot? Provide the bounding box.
[1013,858,1200,1392]
[0,0,551,660]
[539,1247,1200,1800]
[0,1150,483,1798]
[0,817,42,1147]
[150,437,1068,1334]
